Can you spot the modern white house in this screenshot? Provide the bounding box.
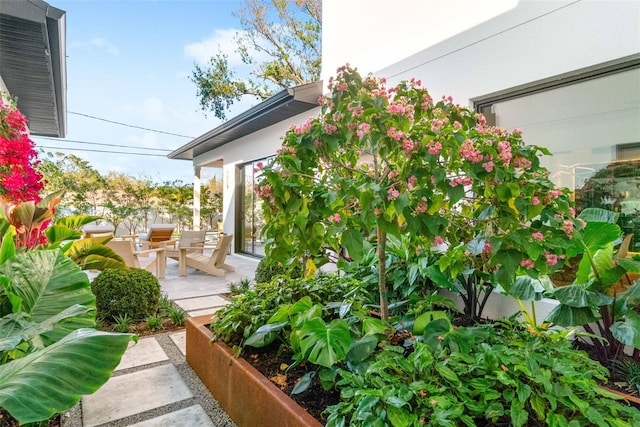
[0,0,67,137]
[171,0,640,261]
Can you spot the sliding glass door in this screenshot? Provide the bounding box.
[238,160,267,257]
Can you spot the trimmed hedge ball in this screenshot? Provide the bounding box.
[91,268,161,320]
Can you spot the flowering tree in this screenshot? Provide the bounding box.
[258,66,583,320]
[0,97,44,203]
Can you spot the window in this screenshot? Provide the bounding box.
[237,158,271,257]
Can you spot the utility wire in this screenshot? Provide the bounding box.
[68,111,196,139]
[35,136,173,152]
[38,146,169,158]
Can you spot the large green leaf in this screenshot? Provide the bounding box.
[509,275,552,301]
[300,318,351,368]
[0,250,96,344]
[576,222,621,282]
[0,305,91,352]
[579,208,617,224]
[65,238,125,270]
[611,310,640,349]
[551,284,613,308]
[45,225,83,245]
[545,304,598,327]
[0,328,135,424]
[341,229,365,263]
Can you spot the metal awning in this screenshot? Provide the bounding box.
[0,0,67,137]
[169,80,322,161]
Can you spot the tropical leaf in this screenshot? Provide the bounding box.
[611,310,640,349]
[579,208,617,224]
[65,238,124,270]
[342,229,365,263]
[0,305,91,353]
[55,215,102,230]
[291,370,316,395]
[509,275,552,301]
[0,250,96,345]
[346,334,378,364]
[300,317,351,368]
[0,328,135,424]
[244,321,288,348]
[545,304,598,327]
[45,225,83,245]
[576,222,621,282]
[551,284,613,308]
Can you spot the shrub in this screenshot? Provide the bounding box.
[92,268,161,320]
[254,257,301,284]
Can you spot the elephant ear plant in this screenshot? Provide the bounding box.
[0,200,135,424]
[546,207,640,368]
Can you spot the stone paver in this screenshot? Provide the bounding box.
[115,337,169,371]
[169,330,186,356]
[82,364,193,426]
[127,405,215,427]
[174,295,229,311]
[188,306,227,318]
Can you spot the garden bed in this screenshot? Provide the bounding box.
[186,315,323,427]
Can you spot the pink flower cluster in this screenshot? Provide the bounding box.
[356,123,371,137]
[531,231,544,241]
[520,259,535,269]
[449,176,473,187]
[562,219,574,238]
[427,140,442,155]
[387,103,405,115]
[548,189,563,199]
[459,139,483,163]
[386,127,404,141]
[347,102,364,118]
[328,213,341,223]
[387,187,400,201]
[257,184,275,203]
[497,141,512,165]
[276,146,297,156]
[403,138,417,157]
[292,117,314,134]
[545,251,558,266]
[513,156,532,170]
[414,196,428,214]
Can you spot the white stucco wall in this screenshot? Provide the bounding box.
[375,0,639,103]
[194,108,320,238]
[321,0,518,82]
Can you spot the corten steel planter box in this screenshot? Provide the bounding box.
[186,315,323,427]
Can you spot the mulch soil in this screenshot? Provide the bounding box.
[242,344,340,423]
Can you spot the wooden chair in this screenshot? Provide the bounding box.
[107,240,166,279]
[160,230,207,261]
[83,224,115,238]
[178,234,234,277]
[138,224,176,249]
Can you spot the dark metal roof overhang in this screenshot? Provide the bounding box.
[0,0,67,137]
[169,80,323,161]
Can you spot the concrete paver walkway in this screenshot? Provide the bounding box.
[63,253,259,427]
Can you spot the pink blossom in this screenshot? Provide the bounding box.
[415,202,427,214]
[569,207,576,218]
[531,231,544,241]
[387,103,405,115]
[434,236,445,246]
[324,123,339,134]
[427,140,442,155]
[314,139,324,148]
[449,176,473,187]
[387,187,400,201]
[562,219,574,238]
[356,123,371,137]
[520,259,535,269]
[532,196,540,206]
[386,127,404,141]
[403,138,416,156]
[548,189,563,199]
[453,121,462,130]
[498,141,512,165]
[459,139,483,163]
[513,157,532,170]
[483,241,492,254]
[482,161,494,173]
[512,128,523,134]
[545,252,558,267]
[328,213,341,223]
[388,171,399,179]
[408,175,417,189]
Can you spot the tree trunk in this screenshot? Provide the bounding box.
[377,226,389,320]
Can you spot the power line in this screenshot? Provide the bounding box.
[68,111,196,139]
[35,136,173,152]
[38,146,169,158]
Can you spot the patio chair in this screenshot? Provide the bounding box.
[83,224,115,238]
[138,223,176,249]
[107,239,166,279]
[160,230,207,261]
[178,234,235,277]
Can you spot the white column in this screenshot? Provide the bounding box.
[193,166,201,230]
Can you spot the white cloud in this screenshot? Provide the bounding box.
[72,37,119,56]
[184,28,248,66]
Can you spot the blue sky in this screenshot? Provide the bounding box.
[32,0,261,184]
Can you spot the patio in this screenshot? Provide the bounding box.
[66,252,259,427]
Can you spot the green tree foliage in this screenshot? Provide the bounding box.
[257,66,582,320]
[191,0,321,119]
